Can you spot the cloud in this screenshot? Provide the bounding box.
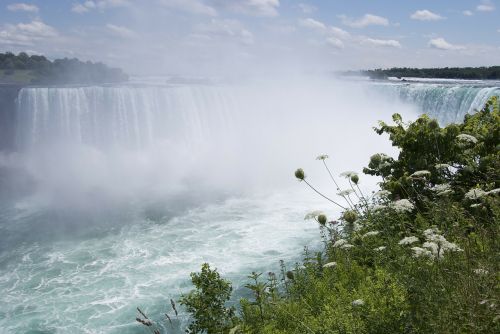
[326,37,344,49]
[6,3,39,12]
[361,38,401,48]
[72,0,129,13]
[297,3,316,14]
[463,10,474,16]
[213,0,280,17]
[477,0,495,12]
[194,19,254,45]
[410,10,444,21]
[106,24,138,38]
[428,37,465,50]
[0,20,58,46]
[298,18,326,31]
[160,0,217,16]
[339,14,389,28]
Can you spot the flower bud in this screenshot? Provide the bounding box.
[317,214,327,225]
[294,168,305,181]
[342,210,358,224]
[351,175,359,184]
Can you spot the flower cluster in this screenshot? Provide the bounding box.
[391,199,415,213]
[456,133,478,144]
[399,236,419,245]
[410,170,431,178]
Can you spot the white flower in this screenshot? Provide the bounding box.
[423,227,440,238]
[371,204,386,211]
[435,163,450,170]
[304,211,324,220]
[487,188,500,195]
[411,247,433,258]
[374,190,391,198]
[333,239,348,247]
[437,190,453,196]
[473,268,488,275]
[391,199,415,213]
[374,246,386,251]
[456,133,478,144]
[362,231,380,238]
[323,261,337,268]
[340,244,354,249]
[422,230,462,258]
[338,189,355,196]
[399,236,419,245]
[316,154,329,160]
[431,184,451,193]
[340,171,358,178]
[470,203,482,208]
[410,170,431,178]
[465,188,487,200]
[352,299,364,306]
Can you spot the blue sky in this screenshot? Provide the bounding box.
[0,0,499,75]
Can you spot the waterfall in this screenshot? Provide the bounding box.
[15,85,235,151]
[372,82,499,124]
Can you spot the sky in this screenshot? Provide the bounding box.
[0,0,499,75]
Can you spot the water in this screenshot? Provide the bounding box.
[0,77,498,333]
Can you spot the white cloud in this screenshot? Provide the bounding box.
[6,3,39,12]
[297,3,316,14]
[194,19,254,45]
[298,18,326,31]
[214,0,280,17]
[410,10,444,21]
[339,14,389,28]
[463,10,474,16]
[72,0,129,13]
[428,38,465,50]
[0,20,58,46]
[330,26,350,40]
[361,38,401,48]
[326,37,344,49]
[106,24,137,38]
[160,0,217,16]
[477,0,495,12]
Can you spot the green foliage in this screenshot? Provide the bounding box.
[179,263,236,334]
[166,97,499,334]
[361,66,500,80]
[0,51,128,84]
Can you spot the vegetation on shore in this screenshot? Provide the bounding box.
[343,66,500,80]
[0,52,128,84]
[137,97,499,334]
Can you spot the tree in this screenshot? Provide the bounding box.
[180,263,236,334]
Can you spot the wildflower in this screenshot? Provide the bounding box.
[435,163,450,170]
[351,174,359,184]
[399,236,419,245]
[304,211,324,220]
[470,203,482,208]
[340,171,358,178]
[352,299,364,306]
[391,199,415,213]
[487,188,500,195]
[410,170,431,178]
[423,227,441,238]
[465,188,487,200]
[431,184,451,193]
[456,133,478,144]
[317,214,327,225]
[411,247,433,258]
[374,190,391,198]
[323,262,337,268]
[423,231,462,258]
[338,189,354,196]
[294,168,305,181]
[362,231,380,238]
[316,154,329,160]
[437,190,453,196]
[333,239,348,248]
[374,246,386,251]
[340,244,354,249]
[342,210,358,223]
[371,204,386,211]
[473,268,488,275]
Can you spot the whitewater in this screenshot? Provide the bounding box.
[0,77,498,333]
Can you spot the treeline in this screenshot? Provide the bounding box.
[358,66,500,80]
[0,52,128,84]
